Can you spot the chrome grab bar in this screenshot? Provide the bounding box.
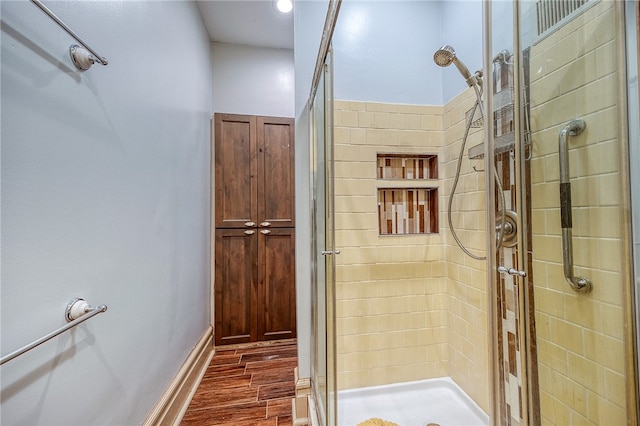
[0,299,107,366]
[30,0,108,67]
[558,119,592,293]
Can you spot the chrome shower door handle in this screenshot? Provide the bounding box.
[498,266,526,277]
[321,249,341,256]
[558,119,592,293]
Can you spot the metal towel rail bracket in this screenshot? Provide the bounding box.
[559,119,592,293]
[0,298,108,366]
[30,0,108,70]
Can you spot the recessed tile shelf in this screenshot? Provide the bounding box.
[377,153,438,180]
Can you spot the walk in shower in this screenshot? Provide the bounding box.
[309,0,639,424]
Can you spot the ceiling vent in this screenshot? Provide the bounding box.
[536,0,590,37]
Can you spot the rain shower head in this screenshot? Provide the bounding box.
[433,44,475,87]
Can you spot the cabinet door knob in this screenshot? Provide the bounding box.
[244,222,255,227]
[261,229,271,235]
[260,222,271,227]
[244,230,255,235]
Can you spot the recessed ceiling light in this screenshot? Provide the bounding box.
[276,0,293,14]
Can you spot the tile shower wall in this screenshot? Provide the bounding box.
[493,53,529,425]
[528,1,627,423]
[333,100,448,390]
[442,89,490,413]
[334,93,491,415]
[496,151,526,426]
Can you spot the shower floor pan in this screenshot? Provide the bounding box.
[337,377,489,426]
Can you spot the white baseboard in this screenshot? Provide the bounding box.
[143,325,214,426]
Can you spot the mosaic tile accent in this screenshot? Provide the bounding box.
[377,188,438,235]
[492,47,540,425]
[495,150,523,426]
[494,146,539,426]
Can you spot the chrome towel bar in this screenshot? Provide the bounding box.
[30,0,108,69]
[558,119,592,293]
[0,299,107,366]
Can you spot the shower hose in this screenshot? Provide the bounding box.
[447,82,506,261]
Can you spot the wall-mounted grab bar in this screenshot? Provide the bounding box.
[559,119,592,293]
[30,0,108,69]
[0,298,107,366]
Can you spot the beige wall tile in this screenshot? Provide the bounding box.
[529,2,629,422]
[334,98,474,396]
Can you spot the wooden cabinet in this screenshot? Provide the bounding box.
[215,228,257,345]
[214,113,296,346]
[215,114,295,229]
[215,114,257,229]
[257,227,296,341]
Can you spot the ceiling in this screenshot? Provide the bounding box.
[197,0,294,50]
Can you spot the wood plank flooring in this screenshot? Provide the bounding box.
[181,341,297,425]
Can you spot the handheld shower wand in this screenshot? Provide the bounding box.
[433,45,482,88]
[433,44,505,260]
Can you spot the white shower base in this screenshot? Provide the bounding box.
[337,377,489,426]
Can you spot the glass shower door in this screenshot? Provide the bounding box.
[311,64,328,426]
[514,0,638,424]
[310,50,337,426]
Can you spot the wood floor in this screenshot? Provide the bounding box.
[181,340,298,425]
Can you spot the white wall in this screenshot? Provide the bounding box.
[440,0,483,102]
[293,0,331,379]
[294,1,330,118]
[487,0,514,68]
[332,1,482,106]
[0,2,212,424]
[211,42,294,117]
[333,1,443,105]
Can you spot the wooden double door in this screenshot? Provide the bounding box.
[214,113,296,346]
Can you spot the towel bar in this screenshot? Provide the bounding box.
[0,298,107,366]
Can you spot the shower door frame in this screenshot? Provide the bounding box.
[310,52,338,426]
[482,1,511,423]
[629,1,640,422]
[308,2,342,424]
[310,64,329,426]
[512,2,538,423]
[617,2,640,421]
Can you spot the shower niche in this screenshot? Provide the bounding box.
[377,153,438,179]
[376,153,439,235]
